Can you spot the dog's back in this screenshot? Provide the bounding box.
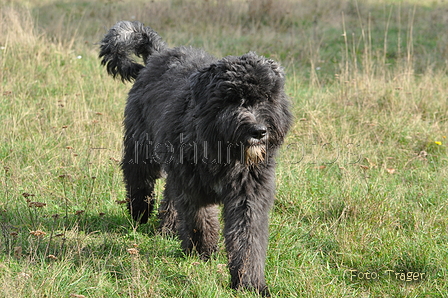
[132,46,215,93]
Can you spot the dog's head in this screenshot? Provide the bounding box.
[189,53,292,165]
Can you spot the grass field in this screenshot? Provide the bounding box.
[1,0,447,297]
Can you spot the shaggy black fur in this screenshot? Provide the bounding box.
[99,21,292,296]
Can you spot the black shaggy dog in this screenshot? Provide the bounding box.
[100,21,292,296]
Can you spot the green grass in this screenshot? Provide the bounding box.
[1,0,448,297]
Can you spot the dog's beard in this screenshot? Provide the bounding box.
[244,144,267,165]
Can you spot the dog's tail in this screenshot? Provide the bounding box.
[99,21,167,82]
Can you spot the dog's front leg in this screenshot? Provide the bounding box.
[223,192,273,297]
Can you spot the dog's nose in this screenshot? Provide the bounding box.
[251,125,267,140]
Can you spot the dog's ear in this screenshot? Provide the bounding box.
[189,63,238,105]
[238,52,286,96]
[266,59,286,95]
[189,65,218,105]
[242,52,285,79]
[266,58,285,80]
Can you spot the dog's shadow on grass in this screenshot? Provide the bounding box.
[68,209,185,256]
[0,205,186,261]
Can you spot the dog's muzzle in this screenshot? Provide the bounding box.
[250,124,267,140]
[244,125,268,165]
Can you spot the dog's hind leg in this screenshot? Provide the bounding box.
[122,134,162,224]
[158,186,178,236]
[178,202,220,260]
[167,180,219,259]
